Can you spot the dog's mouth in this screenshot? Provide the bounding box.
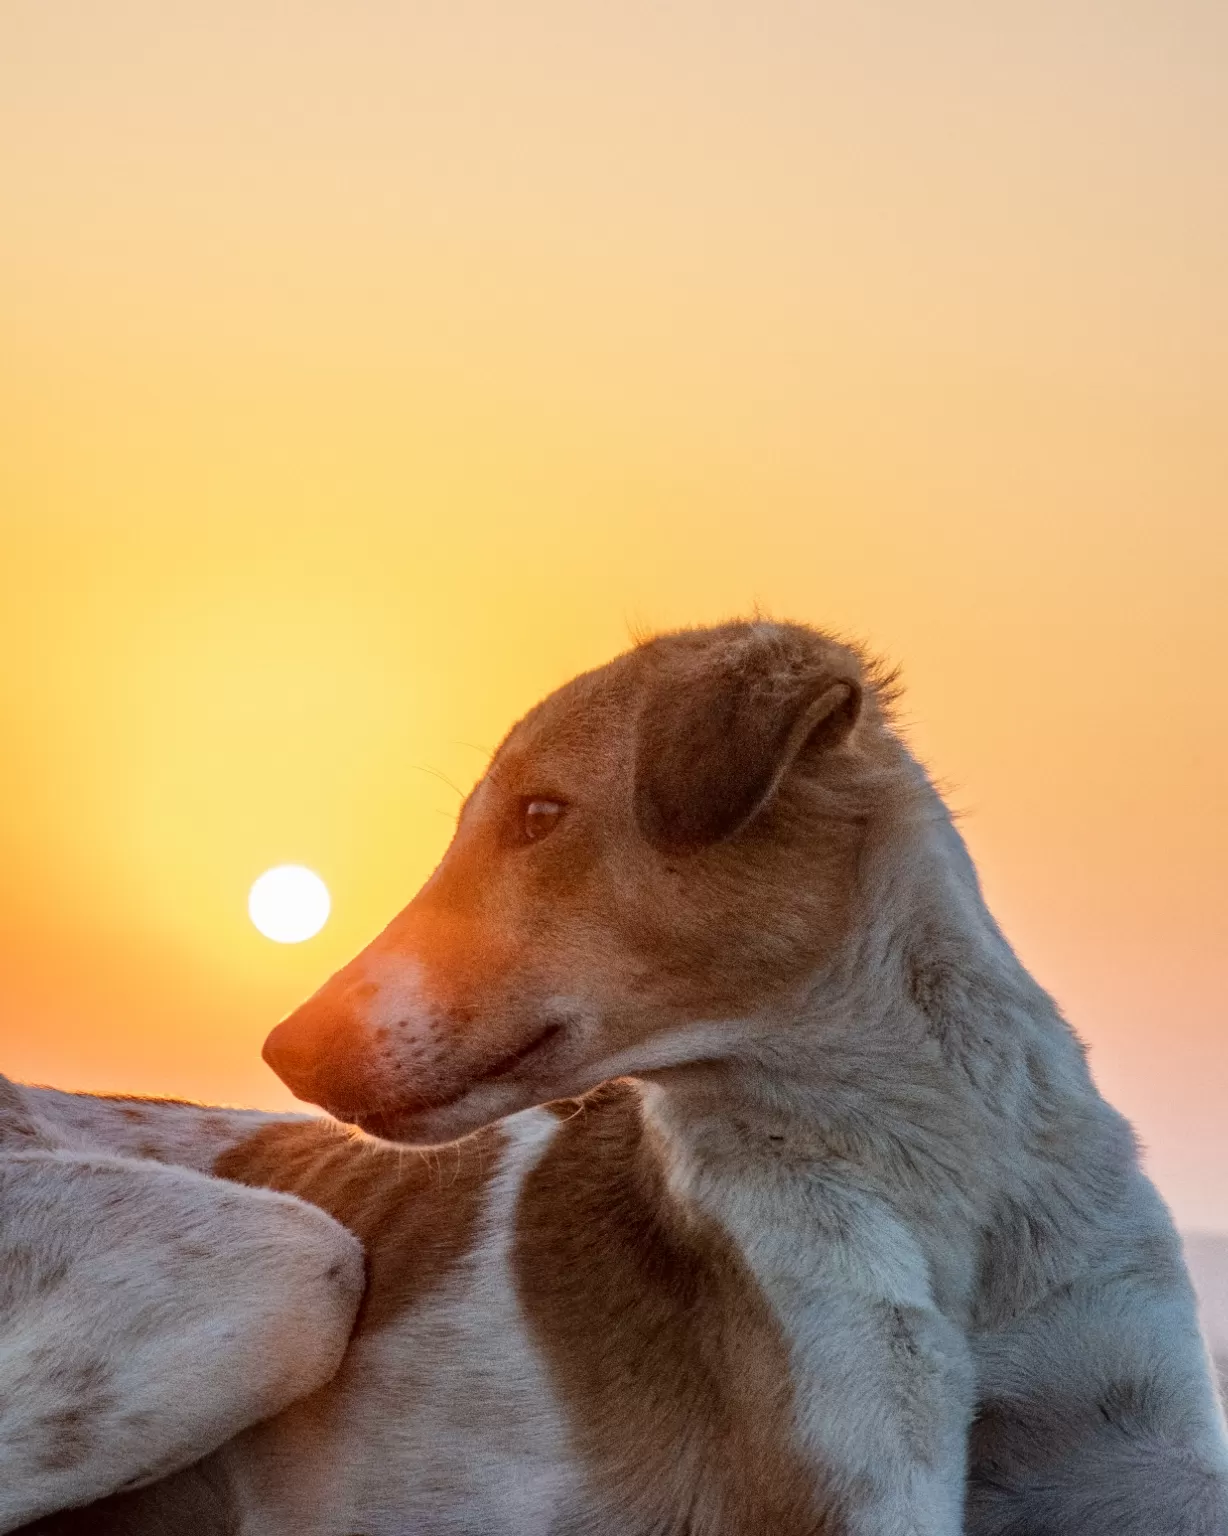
[350,1021,564,1140]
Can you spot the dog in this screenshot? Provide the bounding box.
[15,620,1228,1534]
[0,1074,363,1533]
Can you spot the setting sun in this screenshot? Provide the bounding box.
[248,866,331,945]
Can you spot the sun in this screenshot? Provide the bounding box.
[248,865,331,944]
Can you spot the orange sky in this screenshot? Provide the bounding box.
[2,2,1225,1228]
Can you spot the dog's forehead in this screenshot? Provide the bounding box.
[493,655,643,778]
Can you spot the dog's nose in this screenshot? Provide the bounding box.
[261,1010,323,1090]
[262,997,375,1114]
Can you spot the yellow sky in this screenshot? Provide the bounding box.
[2,2,1225,1226]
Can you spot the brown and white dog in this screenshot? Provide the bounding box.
[0,1075,363,1534]
[16,620,1228,1534]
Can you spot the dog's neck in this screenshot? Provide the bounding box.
[634,773,1113,1312]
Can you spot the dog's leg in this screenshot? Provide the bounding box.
[0,1146,363,1533]
[776,1282,975,1536]
[692,1161,976,1536]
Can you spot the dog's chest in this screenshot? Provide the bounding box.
[221,1108,584,1533]
[223,1095,847,1534]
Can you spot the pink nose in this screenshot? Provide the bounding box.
[262,996,378,1116]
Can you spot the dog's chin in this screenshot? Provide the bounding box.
[349,1079,535,1146]
[317,1021,573,1146]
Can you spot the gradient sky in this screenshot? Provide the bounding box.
[2,3,1225,1228]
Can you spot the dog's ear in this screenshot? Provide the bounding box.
[632,629,862,853]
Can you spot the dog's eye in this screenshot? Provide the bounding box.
[521,799,565,843]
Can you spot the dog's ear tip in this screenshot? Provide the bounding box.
[801,677,863,753]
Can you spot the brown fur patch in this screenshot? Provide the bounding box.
[0,1243,70,1304]
[513,1082,845,1534]
[213,1117,503,1335]
[30,1407,101,1475]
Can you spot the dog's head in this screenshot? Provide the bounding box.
[263,621,900,1143]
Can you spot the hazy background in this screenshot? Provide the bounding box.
[2,3,1225,1235]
